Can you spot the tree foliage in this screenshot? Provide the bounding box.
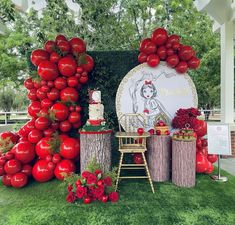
[0,0,220,108]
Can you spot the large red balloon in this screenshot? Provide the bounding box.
[4,159,22,175]
[54,159,76,180]
[187,56,200,69]
[196,152,209,173]
[147,54,160,67]
[11,172,28,188]
[207,154,218,163]
[205,161,214,174]
[31,49,49,66]
[38,60,59,81]
[58,56,77,77]
[14,141,35,164]
[166,54,179,68]
[178,45,194,61]
[193,120,207,137]
[2,174,12,186]
[32,160,54,182]
[60,138,80,159]
[151,28,168,46]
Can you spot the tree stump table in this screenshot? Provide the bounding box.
[172,140,196,188]
[147,135,172,182]
[80,130,112,173]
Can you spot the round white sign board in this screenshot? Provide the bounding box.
[116,62,198,131]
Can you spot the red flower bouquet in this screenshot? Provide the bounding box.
[64,160,119,204]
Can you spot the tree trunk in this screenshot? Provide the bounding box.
[172,140,196,188]
[80,132,112,173]
[147,135,172,182]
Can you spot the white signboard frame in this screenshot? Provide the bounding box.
[207,123,231,155]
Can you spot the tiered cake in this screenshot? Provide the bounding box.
[87,90,105,126]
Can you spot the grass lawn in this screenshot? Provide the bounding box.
[0,169,235,225]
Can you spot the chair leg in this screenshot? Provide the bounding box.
[142,152,155,193]
[115,152,124,192]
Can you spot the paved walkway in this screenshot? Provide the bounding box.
[220,158,235,176]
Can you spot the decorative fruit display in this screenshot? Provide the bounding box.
[0,35,94,188]
[138,27,200,73]
[154,120,170,135]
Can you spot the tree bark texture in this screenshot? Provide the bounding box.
[80,133,112,173]
[147,135,172,182]
[172,140,196,188]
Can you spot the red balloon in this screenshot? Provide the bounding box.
[166,34,180,46]
[38,60,59,81]
[142,41,157,55]
[139,38,151,52]
[11,172,28,188]
[54,159,76,180]
[81,54,94,72]
[166,54,179,67]
[178,45,194,61]
[196,152,209,173]
[157,46,167,60]
[205,161,214,174]
[44,40,56,53]
[28,101,41,118]
[55,34,67,44]
[50,103,69,121]
[47,88,60,101]
[138,52,148,63]
[147,54,160,67]
[32,159,54,182]
[201,139,208,147]
[193,120,207,137]
[2,174,12,186]
[59,120,72,133]
[36,137,52,159]
[200,147,208,157]
[14,141,35,164]
[31,49,49,66]
[50,52,61,64]
[187,56,200,69]
[57,40,70,54]
[196,138,202,149]
[0,165,5,176]
[60,138,80,159]
[67,76,79,87]
[133,153,144,164]
[176,61,188,74]
[207,154,218,163]
[60,87,79,102]
[28,129,43,144]
[28,89,38,101]
[54,77,67,90]
[151,28,168,46]
[58,56,77,77]
[68,112,81,124]
[41,98,53,109]
[166,48,174,56]
[4,159,22,175]
[24,78,34,90]
[21,164,33,177]
[69,37,86,54]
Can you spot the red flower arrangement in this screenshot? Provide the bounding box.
[172,107,201,129]
[64,160,119,204]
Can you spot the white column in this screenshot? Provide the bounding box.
[220,21,234,123]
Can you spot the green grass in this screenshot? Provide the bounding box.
[0,169,235,225]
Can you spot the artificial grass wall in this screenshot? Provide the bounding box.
[27,50,139,130]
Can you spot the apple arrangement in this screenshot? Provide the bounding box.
[0,34,94,188]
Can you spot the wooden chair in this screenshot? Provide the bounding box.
[115,113,155,193]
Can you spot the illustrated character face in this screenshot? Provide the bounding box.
[142,86,154,99]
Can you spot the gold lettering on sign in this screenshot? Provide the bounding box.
[158,88,190,97]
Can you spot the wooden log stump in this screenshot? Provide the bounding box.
[80,130,112,173]
[172,140,196,188]
[147,135,171,182]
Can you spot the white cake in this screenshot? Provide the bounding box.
[87,90,105,126]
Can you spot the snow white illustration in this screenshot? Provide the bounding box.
[129,70,173,129]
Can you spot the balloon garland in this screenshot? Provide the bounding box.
[138,28,200,73]
[0,34,94,188]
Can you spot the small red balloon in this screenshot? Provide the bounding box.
[147,54,160,67]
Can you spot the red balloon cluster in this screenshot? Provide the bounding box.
[138,28,200,73]
[0,35,94,188]
[196,138,218,174]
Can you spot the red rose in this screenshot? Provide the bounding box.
[103,176,112,186]
[81,171,91,179]
[76,186,87,199]
[67,185,73,192]
[93,185,105,199]
[86,173,97,185]
[94,169,102,176]
[75,179,82,187]
[109,192,119,203]
[66,192,76,203]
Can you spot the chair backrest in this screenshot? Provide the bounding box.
[118,113,146,132]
